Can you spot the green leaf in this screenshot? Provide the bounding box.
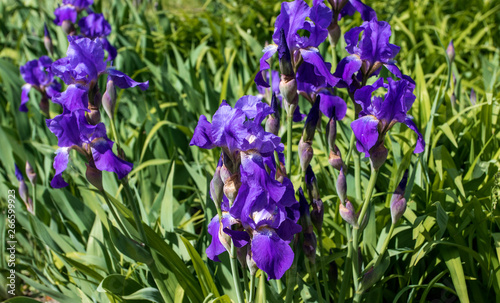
[122,287,165,303]
[440,247,470,303]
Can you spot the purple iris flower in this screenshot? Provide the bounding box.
[328,0,377,22]
[334,20,402,90]
[46,110,132,188]
[78,13,117,60]
[63,0,94,10]
[350,77,424,158]
[255,0,338,91]
[192,99,301,279]
[19,56,61,112]
[190,96,282,159]
[54,5,78,26]
[51,37,147,90]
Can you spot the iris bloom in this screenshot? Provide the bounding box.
[351,77,424,161]
[327,0,377,22]
[47,37,148,188]
[19,56,61,112]
[255,0,337,91]
[192,98,301,280]
[334,19,402,91]
[54,0,93,26]
[78,12,117,60]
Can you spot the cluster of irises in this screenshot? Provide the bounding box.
[192,0,424,301]
[18,0,147,190]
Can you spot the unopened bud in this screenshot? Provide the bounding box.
[40,95,50,117]
[85,163,103,191]
[328,146,343,170]
[246,249,258,276]
[370,143,388,170]
[303,96,320,142]
[25,197,34,214]
[236,245,247,269]
[210,165,224,210]
[305,165,320,200]
[450,92,456,107]
[358,264,387,294]
[218,226,232,254]
[223,174,241,205]
[298,138,313,172]
[336,166,347,203]
[265,93,280,135]
[25,161,37,185]
[327,117,337,150]
[311,199,324,234]
[339,200,357,228]
[278,29,294,77]
[19,181,28,204]
[220,164,231,184]
[303,232,317,264]
[470,89,476,105]
[102,78,116,120]
[328,22,341,47]
[446,40,455,63]
[62,20,75,35]
[280,76,298,106]
[44,23,53,56]
[390,170,408,224]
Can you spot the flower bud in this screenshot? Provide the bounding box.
[450,92,456,107]
[85,163,103,191]
[62,20,75,35]
[25,197,34,214]
[358,265,387,294]
[223,173,241,205]
[470,88,476,105]
[44,23,53,56]
[246,249,259,276]
[339,199,357,228]
[328,21,341,47]
[446,40,455,64]
[390,170,408,224]
[328,145,343,170]
[327,117,337,151]
[102,78,116,120]
[210,164,224,210]
[278,29,294,78]
[40,94,50,117]
[15,164,28,203]
[305,165,319,200]
[370,143,388,170]
[280,76,298,106]
[298,138,313,173]
[25,161,37,185]
[87,106,101,125]
[220,164,231,184]
[218,226,232,254]
[303,96,320,142]
[265,93,280,135]
[336,166,347,204]
[303,232,317,264]
[236,245,247,269]
[310,199,324,234]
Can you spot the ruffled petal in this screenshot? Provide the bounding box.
[91,138,133,179]
[206,214,231,262]
[351,115,380,156]
[52,84,89,112]
[319,92,347,120]
[51,147,70,188]
[299,48,338,87]
[255,45,278,88]
[106,69,149,90]
[251,228,294,280]
[404,116,425,154]
[333,55,362,86]
[190,115,215,149]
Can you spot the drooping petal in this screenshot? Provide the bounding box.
[333,55,362,87]
[255,45,278,88]
[251,228,294,280]
[351,115,380,156]
[51,84,89,112]
[51,147,70,188]
[404,116,425,154]
[211,102,247,153]
[106,69,149,90]
[206,214,230,262]
[78,13,111,39]
[190,115,215,149]
[348,0,377,21]
[353,77,384,115]
[272,0,311,49]
[91,138,133,179]
[223,228,250,248]
[100,38,117,61]
[299,48,338,87]
[319,93,347,120]
[19,84,31,112]
[275,219,302,241]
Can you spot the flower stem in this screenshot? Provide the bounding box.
[375,223,395,268]
[308,259,324,303]
[318,231,330,303]
[285,106,295,174]
[338,226,353,303]
[249,273,257,303]
[285,233,299,303]
[230,242,245,303]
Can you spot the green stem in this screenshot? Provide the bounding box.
[318,231,330,303]
[32,183,37,215]
[230,243,245,303]
[109,116,122,151]
[345,132,356,167]
[351,167,379,291]
[338,226,353,303]
[354,155,362,201]
[276,279,283,295]
[100,190,131,239]
[375,224,395,268]
[309,260,324,303]
[122,181,172,303]
[285,107,295,174]
[259,272,267,303]
[249,274,257,303]
[285,234,299,303]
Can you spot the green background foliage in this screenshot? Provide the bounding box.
[0,0,499,302]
